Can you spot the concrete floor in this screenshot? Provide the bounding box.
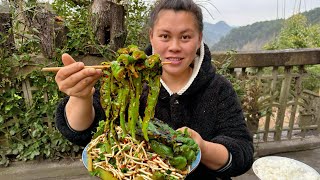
[0,148,319,180]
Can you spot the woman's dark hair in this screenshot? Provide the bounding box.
[149,0,203,32]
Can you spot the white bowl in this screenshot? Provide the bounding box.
[253,156,320,180]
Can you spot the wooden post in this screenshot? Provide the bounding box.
[274,66,293,141]
[22,79,33,108]
[263,66,278,141]
[287,65,304,139]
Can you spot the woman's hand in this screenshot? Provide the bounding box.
[55,53,102,99]
[177,127,229,171]
[177,127,206,153]
[55,53,103,131]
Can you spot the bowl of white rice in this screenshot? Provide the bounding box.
[253,156,320,180]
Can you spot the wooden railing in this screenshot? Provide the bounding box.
[213,49,320,155]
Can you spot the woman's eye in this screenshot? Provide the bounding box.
[160,34,169,39]
[182,35,191,40]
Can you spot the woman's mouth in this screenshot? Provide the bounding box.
[165,57,183,64]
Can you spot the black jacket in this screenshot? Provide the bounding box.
[55,44,254,179]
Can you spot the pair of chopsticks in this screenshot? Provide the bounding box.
[41,62,171,72]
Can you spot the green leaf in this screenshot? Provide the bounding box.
[0,115,3,124]
[5,104,13,112]
[12,54,20,61]
[13,94,22,100]
[9,129,16,136]
[31,130,38,138]
[17,144,24,152]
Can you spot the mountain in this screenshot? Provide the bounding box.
[211,7,320,52]
[203,21,233,48]
[211,20,284,51]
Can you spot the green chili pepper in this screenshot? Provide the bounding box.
[150,140,174,158]
[100,70,112,117]
[145,54,161,68]
[132,50,147,60]
[127,44,139,53]
[127,74,142,139]
[119,81,130,137]
[127,87,135,138]
[94,167,117,180]
[152,171,165,180]
[111,61,125,81]
[142,75,161,141]
[117,47,129,55]
[182,149,196,163]
[169,156,187,170]
[128,64,138,78]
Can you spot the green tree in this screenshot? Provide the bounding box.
[125,0,150,48]
[264,14,320,50]
[264,14,320,93]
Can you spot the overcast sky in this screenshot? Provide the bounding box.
[4,0,320,27]
[200,0,320,26]
[144,0,320,26]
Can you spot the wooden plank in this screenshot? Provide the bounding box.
[22,79,33,108]
[287,66,304,139]
[212,48,320,68]
[263,66,278,141]
[275,66,293,141]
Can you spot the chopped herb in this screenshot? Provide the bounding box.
[123,145,130,151]
[93,120,105,139]
[108,157,116,167]
[89,169,99,176]
[121,167,129,173]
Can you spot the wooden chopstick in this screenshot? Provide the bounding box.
[41,65,110,72]
[41,62,171,72]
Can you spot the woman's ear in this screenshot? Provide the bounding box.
[149,28,154,43]
[198,32,203,49]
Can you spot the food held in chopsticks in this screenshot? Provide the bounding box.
[87,45,199,180]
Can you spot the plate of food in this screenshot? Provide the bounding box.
[253,156,320,180]
[82,124,201,180]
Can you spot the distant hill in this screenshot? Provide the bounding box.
[203,21,232,48]
[211,7,320,51]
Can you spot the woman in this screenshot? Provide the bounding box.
[55,0,254,179]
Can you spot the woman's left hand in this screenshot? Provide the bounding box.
[177,127,206,154]
[177,127,229,170]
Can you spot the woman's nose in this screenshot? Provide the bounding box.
[168,39,181,52]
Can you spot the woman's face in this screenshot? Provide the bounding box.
[149,10,202,77]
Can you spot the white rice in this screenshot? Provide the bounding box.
[253,156,320,180]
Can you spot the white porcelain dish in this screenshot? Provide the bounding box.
[253,156,320,180]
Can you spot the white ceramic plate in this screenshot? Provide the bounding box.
[253,156,320,180]
[82,143,201,175]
